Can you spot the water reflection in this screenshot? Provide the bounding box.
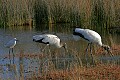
[0,24,120,79]
[0,24,120,61]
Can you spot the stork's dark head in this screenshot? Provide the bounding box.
[102,44,112,53]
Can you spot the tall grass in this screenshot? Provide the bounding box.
[0,0,35,27]
[0,0,119,28]
[0,41,120,79]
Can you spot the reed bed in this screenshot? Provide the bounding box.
[25,44,120,80]
[0,44,120,80]
[0,0,119,28]
[26,64,120,80]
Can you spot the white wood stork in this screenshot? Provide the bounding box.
[4,38,18,64]
[33,34,68,52]
[73,28,112,63]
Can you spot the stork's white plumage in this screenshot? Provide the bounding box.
[73,28,112,63]
[33,34,67,52]
[73,28,102,46]
[5,38,18,64]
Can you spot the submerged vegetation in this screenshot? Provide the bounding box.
[26,64,120,80]
[0,0,120,28]
[0,44,120,80]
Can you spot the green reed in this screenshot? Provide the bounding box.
[0,0,119,28]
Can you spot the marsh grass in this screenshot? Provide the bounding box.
[0,0,119,28]
[0,44,120,80]
[24,44,120,80]
[26,64,120,80]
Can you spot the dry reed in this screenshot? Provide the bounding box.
[0,0,119,28]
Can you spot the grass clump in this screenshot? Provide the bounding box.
[0,0,119,28]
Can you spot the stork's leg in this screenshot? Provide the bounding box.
[45,45,51,59]
[12,48,14,64]
[48,45,51,53]
[85,43,90,63]
[9,49,11,64]
[90,43,94,64]
[41,45,47,52]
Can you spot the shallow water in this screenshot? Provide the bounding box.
[0,24,120,79]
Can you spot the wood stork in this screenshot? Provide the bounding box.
[4,38,18,64]
[73,28,112,63]
[33,34,68,52]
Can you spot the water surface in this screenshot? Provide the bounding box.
[0,24,120,79]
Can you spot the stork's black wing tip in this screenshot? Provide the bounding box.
[73,25,79,28]
[33,39,35,41]
[73,26,80,31]
[53,32,57,35]
[73,28,75,32]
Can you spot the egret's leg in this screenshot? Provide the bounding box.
[9,49,11,64]
[85,43,90,63]
[90,43,94,64]
[12,48,15,64]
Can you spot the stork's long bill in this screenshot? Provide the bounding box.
[62,43,68,52]
[102,44,113,56]
[73,28,113,58]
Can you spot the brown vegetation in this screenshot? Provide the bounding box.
[26,64,120,80]
[1,44,119,80]
[0,0,120,28]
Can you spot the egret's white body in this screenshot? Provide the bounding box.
[73,28,111,64]
[33,34,67,52]
[5,38,18,64]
